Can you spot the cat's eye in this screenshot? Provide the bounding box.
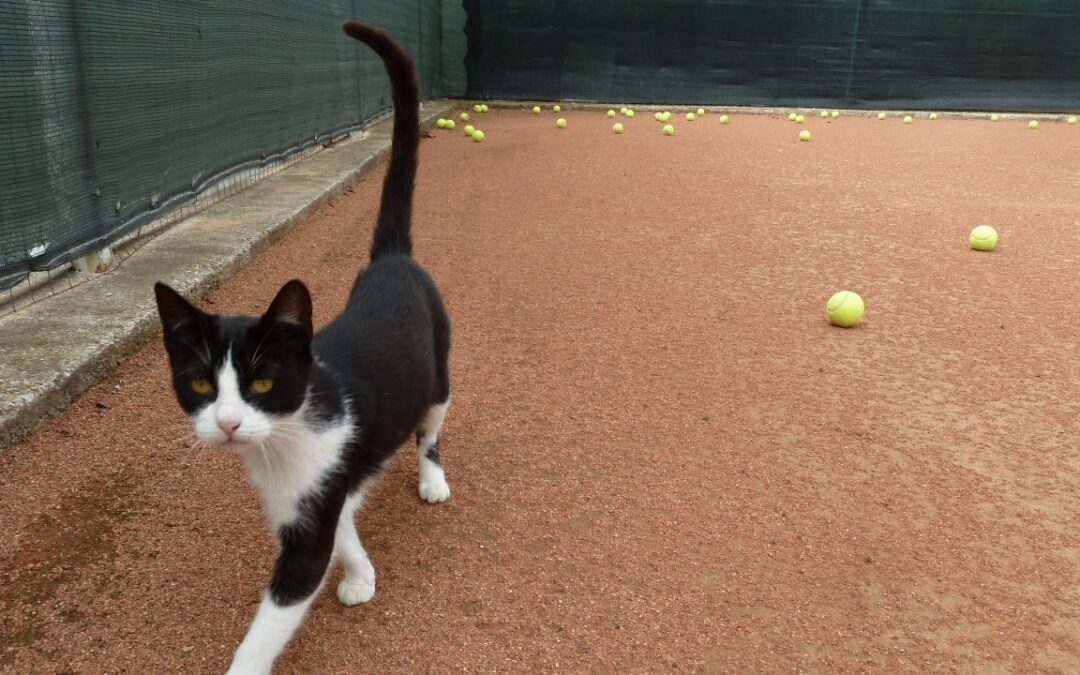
[191,378,213,395]
[251,379,274,395]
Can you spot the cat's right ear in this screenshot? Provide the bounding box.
[154,282,200,334]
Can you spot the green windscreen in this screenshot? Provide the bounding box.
[464,0,1080,112]
[0,0,466,290]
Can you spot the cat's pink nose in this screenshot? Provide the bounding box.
[218,419,241,436]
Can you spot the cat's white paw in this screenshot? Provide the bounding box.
[418,476,450,504]
[337,577,375,606]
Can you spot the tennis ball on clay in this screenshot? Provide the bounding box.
[556,118,567,128]
[903,115,913,124]
[827,291,864,327]
[481,104,489,113]
[929,112,938,120]
[697,108,705,116]
[877,112,886,120]
[473,104,482,113]
[472,129,485,142]
[795,114,805,124]
[607,109,617,118]
[436,118,447,128]
[463,124,475,136]
[613,122,624,134]
[799,130,811,142]
[620,107,628,115]
[663,112,672,122]
[553,104,562,112]
[460,112,470,122]
[720,115,729,124]
[1069,116,1078,125]
[626,109,635,118]
[663,124,675,136]
[654,112,663,121]
[831,110,840,118]
[969,225,998,251]
[990,113,1000,121]
[445,120,455,130]
[687,112,696,121]
[532,106,541,114]
[1028,120,1039,129]
[820,111,829,118]
[788,112,797,121]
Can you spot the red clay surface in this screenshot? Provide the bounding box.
[2,108,1079,673]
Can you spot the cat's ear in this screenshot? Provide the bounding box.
[154,282,200,334]
[265,279,313,339]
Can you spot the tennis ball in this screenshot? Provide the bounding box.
[663,124,675,135]
[473,104,482,113]
[929,112,938,120]
[1029,120,1039,129]
[831,110,840,118]
[481,104,489,113]
[472,129,485,142]
[436,118,447,128]
[820,111,828,118]
[697,108,705,116]
[607,109,616,118]
[903,115,913,124]
[788,112,797,122]
[720,115,729,124]
[626,109,635,118]
[877,112,886,120]
[460,112,470,122]
[990,113,1000,121]
[799,130,811,142]
[532,106,541,114]
[463,124,475,136]
[556,118,567,128]
[969,225,998,251]
[553,104,561,112]
[795,114,805,124]
[655,112,663,121]
[1069,116,1078,125]
[687,112,696,121]
[826,291,864,327]
[620,107,628,115]
[663,112,672,122]
[613,122,624,134]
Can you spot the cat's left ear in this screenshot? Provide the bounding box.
[265,279,313,339]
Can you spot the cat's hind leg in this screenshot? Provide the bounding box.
[416,398,450,504]
[335,492,377,606]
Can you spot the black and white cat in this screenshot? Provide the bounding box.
[153,21,451,675]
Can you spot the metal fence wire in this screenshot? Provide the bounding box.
[0,0,467,301]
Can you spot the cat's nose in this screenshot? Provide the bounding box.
[218,418,241,436]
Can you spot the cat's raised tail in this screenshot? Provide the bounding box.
[341,20,419,261]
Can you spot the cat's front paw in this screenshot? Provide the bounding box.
[337,577,375,606]
[418,477,450,504]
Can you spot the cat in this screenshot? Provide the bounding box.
[153,20,451,675]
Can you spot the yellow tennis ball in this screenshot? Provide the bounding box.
[553,104,561,112]
[613,122,624,134]
[662,111,672,122]
[831,110,839,118]
[655,112,663,121]
[820,111,828,118]
[620,107,628,115]
[473,104,482,113]
[826,291,864,327]
[929,112,938,120]
[445,120,455,130]
[719,115,729,124]
[460,112,470,122]
[788,112,797,122]
[877,112,886,120]
[607,109,616,118]
[472,129,485,142]
[556,118,567,128]
[990,113,1000,121]
[686,112,696,121]
[795,114,805,124]
[463,124,475,136]
[480,104,489,113]
[697,108,705,116]
[626,109,635,118]
[436,118,447,128]
[799,130,811,142]
[1028,120,1039,129]
[532,106,541,114]
[1069,116,1078,125]
[969,225,998,251]
[903,115,913,124]
[663,124,675,135]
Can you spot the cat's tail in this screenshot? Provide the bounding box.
[341,20,419,261]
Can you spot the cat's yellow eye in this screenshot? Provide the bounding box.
[191,378,213,395]
[251,379,274,395]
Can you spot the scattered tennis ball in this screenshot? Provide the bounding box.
[697,108,705,116]
[799,130,811,142]
[663,124,675,135]
[929,112,938,120]
[903,115,913,124]
[620,107,628,115]
[795,114,805,124]
[553,104,561,112]
[1069,116,1078,125]
[826,291,865,327]
[613,122,624,134]
[626,109,635,118]
[532,106,541,114]
[831,110,840,118]
[463,124,475,136]
[436,119,447,128]
[472,129,485,142]
[663,112,672,122]
[480,104,489,113]
[877,112,886,120]
[820,111,828,118]
[969,225,998,251]
[445,120,455,130]
[473,104,482,113]
[990,113,1000,121]
[460,112,470,122]
[720,115,729,124]
[607,109,616,118]
[655,112,663,121]
[1029,120,1039,129]
[788,112,797,122]
[687,112,696,121]
[556,118,567,128]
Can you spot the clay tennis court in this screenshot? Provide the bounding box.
[1,108,1078,672]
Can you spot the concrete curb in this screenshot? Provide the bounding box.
[0,101,454,451]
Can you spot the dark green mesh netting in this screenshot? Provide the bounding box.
[0,0,466,290]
